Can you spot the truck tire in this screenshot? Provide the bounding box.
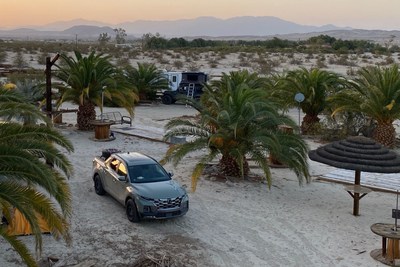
[126,199,141,222]
[94,175,106,195]
[161,94,173,105]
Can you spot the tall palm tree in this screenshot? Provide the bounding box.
[0,88,74,267]
[55,51,138,130]
[125,63,168,101]
[330,64,400,147]
[278,67,347,134]
[162,79,309,191]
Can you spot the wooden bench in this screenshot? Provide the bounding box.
[50,109,78,124]
[97,112,132,126]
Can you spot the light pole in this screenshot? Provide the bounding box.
[294,92,305,134]
[100,86,106,121]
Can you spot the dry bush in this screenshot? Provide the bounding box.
[289,58,303,65]
[173,60,184,69]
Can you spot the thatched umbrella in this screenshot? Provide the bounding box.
[309,136,400,216]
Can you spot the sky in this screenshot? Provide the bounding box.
[2,0,400,30]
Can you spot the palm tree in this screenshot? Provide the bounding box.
[330,64,400,147]
[125,63,168,101]
[55,51,138,130]
[0,84,47,125]
[278,67,347,134]
[0,88,74,267]
[162,75,309,191]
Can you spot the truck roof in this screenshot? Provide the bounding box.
[116,152,157,166]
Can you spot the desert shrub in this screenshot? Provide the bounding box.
[116,57,131,68]
[316,59,327,68]
[37,52,49,65]
[208,59,218,68]
[289,58,303,65]
[187,63,199,71]
[173,60,184,69]
[305,53,314,60]
[0,51,7,63]
[13,52,29,69]
[346,67,357,76]
[157,56,169,65]
[320,112,373,141]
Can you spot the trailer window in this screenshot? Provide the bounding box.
[186,74,198,82]
[172,76,177,82]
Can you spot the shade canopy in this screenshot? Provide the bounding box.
[309,136,400,216]
[309,136,400,174]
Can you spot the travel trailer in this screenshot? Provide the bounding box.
[161,71,208,105]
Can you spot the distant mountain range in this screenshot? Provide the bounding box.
[0,16,398,43]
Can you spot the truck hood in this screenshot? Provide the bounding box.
[132,180,186,199]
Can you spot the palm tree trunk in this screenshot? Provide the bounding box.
[219,155,249,178]
[373,122,396,148]
[301,114,320,134]
[77,102,96,131]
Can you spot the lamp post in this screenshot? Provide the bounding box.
[294,92,305,134]
[100,86,105,121]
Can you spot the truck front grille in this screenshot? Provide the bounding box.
[154,197,182,209]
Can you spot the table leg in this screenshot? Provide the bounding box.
[383,237,387,257]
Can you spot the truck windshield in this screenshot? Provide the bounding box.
[128,163,171,183]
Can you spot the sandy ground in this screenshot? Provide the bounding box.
[0,103,397,267]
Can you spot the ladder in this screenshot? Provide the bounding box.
[186,83,195,107]
[186,83,195,99]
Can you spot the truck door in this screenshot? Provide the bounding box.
[169,74,179,91]
[104,157,118,191]
[104,157,125,203]
[112,162,129,204]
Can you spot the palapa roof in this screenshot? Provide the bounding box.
[309,136,400,173]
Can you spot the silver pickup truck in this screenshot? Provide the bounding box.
[92,150,189,222]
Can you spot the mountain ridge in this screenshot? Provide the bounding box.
[0,16,349,39]
[0,16,397,44]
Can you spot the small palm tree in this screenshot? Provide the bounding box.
[56,51,138,130]
[163,76,309,191]
[125,63,168,101]
[0,88,74,267]
[0,85,47,125]
[278,67,347,134]
[330,64,400,147]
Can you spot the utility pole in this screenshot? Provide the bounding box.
[45,53,60,118]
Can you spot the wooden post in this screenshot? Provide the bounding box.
[45,54,59,119]
[353,170,361,216]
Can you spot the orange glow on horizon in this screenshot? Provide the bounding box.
[2,0,400,30]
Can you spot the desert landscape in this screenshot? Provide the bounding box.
[4,1,400,265]
[0,102,398,267]
[2,33,400,267]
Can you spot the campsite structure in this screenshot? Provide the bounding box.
[309,136,400,216]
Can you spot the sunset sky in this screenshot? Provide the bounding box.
[2,0,400,30]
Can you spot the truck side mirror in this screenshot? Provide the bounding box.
[168,171,174,177]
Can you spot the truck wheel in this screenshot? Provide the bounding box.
[94,175,106,195]
[161,94,173,105]
[126,199,140,222]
